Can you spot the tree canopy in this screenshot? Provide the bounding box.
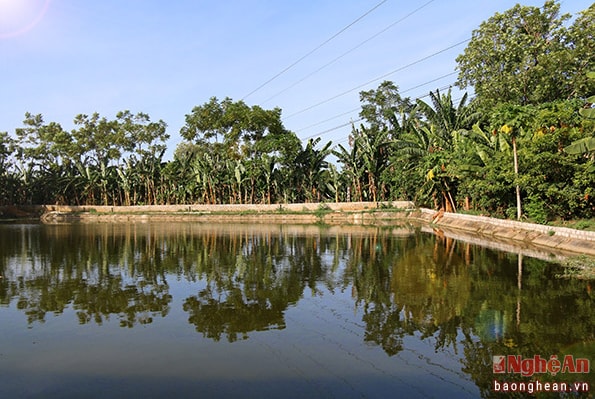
[1,1,594,223]
[455,1,595,109]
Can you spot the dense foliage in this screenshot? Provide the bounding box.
[1,1,594,222]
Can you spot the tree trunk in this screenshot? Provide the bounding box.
[512,136,522,220]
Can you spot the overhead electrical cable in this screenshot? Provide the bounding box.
[241,0,388,100]
[299,82,456,143]
[296,81,454,134]
[283,38,470,120]
[296,80,460,133]
[399,73,457,94]
[262,0,436,104]
[306,120,363,140]
[295,107,361,132]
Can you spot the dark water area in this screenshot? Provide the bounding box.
[0,222,593,398]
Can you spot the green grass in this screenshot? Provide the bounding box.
[314,204,332,218]
[548,218,595,231]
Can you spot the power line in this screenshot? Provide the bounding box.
[241,0,388,101]
[283,38,470,120]
[328,90,476,146]
[295,107,360,132]
[262,0,436,104]
[299,81,456,143]
[305,120,363,141]
[400,72,457,94]
[295,79,459,134]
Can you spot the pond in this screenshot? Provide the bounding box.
[0,222,593,398]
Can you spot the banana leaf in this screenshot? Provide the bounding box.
[563,137,595,155]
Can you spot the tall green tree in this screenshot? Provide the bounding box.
[565,4,595,98]
[179,97,301,204]
[181,97,299,160]
[0,132,15,204]
[456,1,595,109]
[14,113,77,204]
[358,81,415,132]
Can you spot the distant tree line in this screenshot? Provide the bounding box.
[1,1,594,222]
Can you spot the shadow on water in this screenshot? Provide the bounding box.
[0,222,593,398]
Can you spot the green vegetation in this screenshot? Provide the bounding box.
[1,1,594,225]
[549,218,595,231]
[559,255,595,279]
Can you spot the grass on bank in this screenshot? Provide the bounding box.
[458,208,595,232]
[547,219,595,232]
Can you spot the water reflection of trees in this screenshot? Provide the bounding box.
[338,229,593,397]
[181,232,305,342]
[460,252,594,398]
[346,233,473,356]
[0,224,172,326]
[0,223,592,396]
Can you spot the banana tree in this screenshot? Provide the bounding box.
[392,116,457,210]
[563,137,595,158]
[334,140,364,202]
[294,138,333,202]
[348,125,392,202]
[232,159,246,204]
[325,163,343,203]
[564,71,595,158]
[389,89,478,210]
[259,155,277,205]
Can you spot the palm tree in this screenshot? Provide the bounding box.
[389,89,478,211]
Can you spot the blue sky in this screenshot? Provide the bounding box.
[1,0,592,160]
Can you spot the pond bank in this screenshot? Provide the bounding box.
[409,208,595,257]
[1,202,594,256]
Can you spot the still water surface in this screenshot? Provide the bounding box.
[0,222,593,398]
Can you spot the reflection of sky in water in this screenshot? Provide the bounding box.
[475,307,508,342]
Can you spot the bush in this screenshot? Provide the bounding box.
[525,195,548,224]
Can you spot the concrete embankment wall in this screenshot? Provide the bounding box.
[30,201,413,225]
[408,209,595,256]
[2,202,593,256]
[37,201,414,214]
